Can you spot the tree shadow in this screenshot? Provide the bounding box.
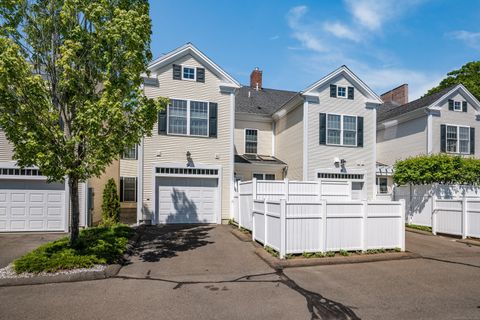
[165,188,206,224]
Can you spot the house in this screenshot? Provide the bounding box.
[131,43,240,225]
[0,127,118,232]
[376,84,480,196]
[235,66,383,201]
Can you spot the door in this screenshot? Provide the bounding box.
[0,180,66,232]
[157,177,218,224]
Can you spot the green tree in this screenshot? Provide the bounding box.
[101,178,120,225]
[0,0,167,244]
[425,61,480,100]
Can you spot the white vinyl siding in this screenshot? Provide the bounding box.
[234,119,273,155]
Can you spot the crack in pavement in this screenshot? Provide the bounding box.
[419,256,480,269]
[113,270,360,320]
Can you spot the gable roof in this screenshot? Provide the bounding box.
[148,43,240,88]
[302,65,383,104]
[377,84,480,123]
[235,86,298,115]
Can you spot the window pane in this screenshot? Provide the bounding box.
[447,139,457,152]
[338,87,346,97]
[343,116,356,131]
[253,173,264,180]
[327,129,341,144]
[265,174,275,180]
[343,131,356,146]
[123,177,136,202]
[446,126,457,139]
[168,100,187,134]
[459,127,469,140]
[245,129,258,153]
[190,101,208,136]
[327,114,341,129]
[460,140,469,153]
[183,67,195,79]
[122,145,136,159]
[454,101,461,110]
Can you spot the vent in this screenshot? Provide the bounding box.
[0,168,42,176]
[156,167,218,176]
[318,173,364,180]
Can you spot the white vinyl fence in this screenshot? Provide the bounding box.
[433,198,480,238]
[251,199,405,258]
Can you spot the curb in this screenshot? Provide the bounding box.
[406,228,433,236]
[457,238,480,247]
[255,247,420,270]
[0,225,145,287]
[231,228,252,242]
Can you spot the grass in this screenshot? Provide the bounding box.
[13,224,133,274]
[406,223,432,232]
[274,248,402,259]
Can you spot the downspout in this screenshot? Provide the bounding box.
[136,137,144,225]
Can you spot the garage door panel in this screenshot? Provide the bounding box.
[157,177,218,224]
[0,180,66,232]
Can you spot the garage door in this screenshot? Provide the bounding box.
[157,177,218,224]
[0,180,66,232]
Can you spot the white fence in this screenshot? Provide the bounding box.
[433,198,480,238]
[251,199,405,258]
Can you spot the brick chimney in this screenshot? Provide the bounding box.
[380,84,409,105]
[250,67,262,91]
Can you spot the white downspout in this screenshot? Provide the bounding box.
[136,137,144,225]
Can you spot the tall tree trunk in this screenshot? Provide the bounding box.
[69,176,80,245]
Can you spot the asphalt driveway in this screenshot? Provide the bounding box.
[0,232,65,268]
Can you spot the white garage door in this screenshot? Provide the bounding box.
[157,177,218,224]
[0,180,66,232]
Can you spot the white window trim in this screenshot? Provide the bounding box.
[122,145,137,160]
[326,113,358,147]
[445,124,470,155]
[166,98,209,137]
[337,86,347,99]
[453,100,462,112]
[376,177,389,194]
[121,177,137,203]
[244,128,258,154]
[181,65,196,81]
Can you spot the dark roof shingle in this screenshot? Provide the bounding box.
[235,86,298,115]
[377,85,456,122]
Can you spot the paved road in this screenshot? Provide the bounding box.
[0,227,479,319]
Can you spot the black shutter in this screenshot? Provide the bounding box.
[448,99,454,111]
[330,84,337,98]
[470,127,475,155]
[319,113,326,145]
[348,86,354,100]
[119,177,124,202]
[440,124,446,152]
[463,101,467,112]
[196,67,205,83]
[209,102,218,138]
[173,64,182,80]
[357,116,364,147]
[158,108,167,135]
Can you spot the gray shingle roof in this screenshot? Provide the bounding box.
[235,86,298,115]
[377,86,456,123]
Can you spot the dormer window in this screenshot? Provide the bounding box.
[182,66,196,80]
[448,99,467,112]
[454,101,461,111]
[337,86,346,98]
[330,84,354,100]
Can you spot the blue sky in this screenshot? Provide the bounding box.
[149,0,480,99]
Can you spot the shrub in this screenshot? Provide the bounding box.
[101,178,120,225]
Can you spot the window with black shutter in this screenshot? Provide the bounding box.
[172,64,182,80]
[348,86,354,100]
[196,68,205,83]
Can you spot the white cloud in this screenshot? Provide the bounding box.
[287,5,308,29]
[448,30,480,50]
[323,22,359,42]
[269,35,280,41]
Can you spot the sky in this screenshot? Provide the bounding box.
[149,0,480,100]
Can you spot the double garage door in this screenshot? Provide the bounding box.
[0,180,66,232]
[157,177,218,224]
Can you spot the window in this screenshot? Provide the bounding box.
[446,125,470,154]
[454,101,462,111]
[337,86,346,98]
[167,99,209,137]
[327,114,357,146]
[377,177,388,194]
[245,129,258,154]
[122,145,137,160]
[121,177,137,202]
[182,66,195,80]
[253,173,275,180]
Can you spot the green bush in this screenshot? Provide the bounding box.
[13,224,132,273]
[406,223,432,232]
[101,178,120,226]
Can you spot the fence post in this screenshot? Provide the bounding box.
[280,199,286,259]
[318,180,322,201]
[252,200,256,242]
[399,199,406,251]
[432,195,437,235]
[462,197,467,239]
[361,201,367,252]
[252,178,257,200]
[238,183,242,229]
[264,199,268,248]
[322,199,328,253]
[284,178,289,202]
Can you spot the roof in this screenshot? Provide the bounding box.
[234,154,287,165]
[235,86,298,115]
[377,85,456,122]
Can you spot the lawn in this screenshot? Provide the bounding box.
[13,224,133,274]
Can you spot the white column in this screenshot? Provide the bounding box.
[302,99,309,180]
[399,199,406,251]
[229,91,236,223]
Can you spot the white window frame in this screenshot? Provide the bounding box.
[326,113,358,146]
[445,124,470,155]
[181,65,196,81]
[245,128,258,154]
[453,100,462,112]
[121,177,137,203]
[252,173,275,180]
[166,98,209,137]
[122,145,137,160]
[337,86,347,99]
[376,177,389,194]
